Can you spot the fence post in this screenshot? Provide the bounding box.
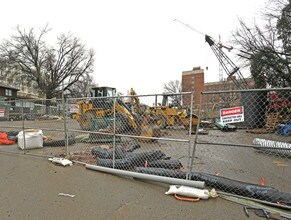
[188,91,194,135]
[189,92,203,174]
[21,100,27,155]
[7,102,10,121]
[113,97,117,169]
[186,91,194,180]
[63,97,69,157]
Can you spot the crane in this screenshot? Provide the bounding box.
[174,19,249,90]
[205,35,249,90]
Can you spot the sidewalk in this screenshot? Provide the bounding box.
[0,153,258,220]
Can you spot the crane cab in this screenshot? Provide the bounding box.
[91,87,116,97]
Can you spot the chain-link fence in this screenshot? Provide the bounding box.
[192,88,291,204]
[65,93,195,174]
[0,99,67,157]
[0,88,290,206]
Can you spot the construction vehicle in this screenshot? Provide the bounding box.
[148,94,211,130]
[150,106,211,130]
[129,88,141,114]
[73,86,159,139]
[74,87,136,130]
[148,94,184,128]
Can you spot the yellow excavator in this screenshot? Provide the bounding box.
[73,86,159,139]
[129,88,141,114]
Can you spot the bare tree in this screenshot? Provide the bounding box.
[163,80,182,107]
[0,25,95,99]
[163,80,181,93]
[65,73,96,98]
[232,0,291,88]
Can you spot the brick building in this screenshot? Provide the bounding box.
[181,66,255,109]
[182,67,205,106]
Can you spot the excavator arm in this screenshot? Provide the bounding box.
[129,88,141,114]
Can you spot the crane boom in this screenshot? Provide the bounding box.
[174,19,249,90]
[205,35,249,90]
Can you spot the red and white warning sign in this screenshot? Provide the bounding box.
[0,109,4,117]
[220,106,244,124]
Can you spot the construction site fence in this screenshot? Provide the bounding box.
[0,98,66,157]
[193,87,291,204]
[0,88,290,205]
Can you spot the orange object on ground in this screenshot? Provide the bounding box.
[0,132,15,145]
[174,194,200,202]
[260,177,265,186]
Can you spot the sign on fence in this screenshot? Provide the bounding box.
[0,109,4,117]
[220,106,244,124]
[68,104,79,113]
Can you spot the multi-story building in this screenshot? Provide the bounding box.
[181,66,255,111]
[0,83,18,101]
[0,72,43,99]
[182,66,205,106]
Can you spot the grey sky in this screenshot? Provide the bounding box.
[0,0,266,95]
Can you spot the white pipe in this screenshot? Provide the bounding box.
[85,164,205,189]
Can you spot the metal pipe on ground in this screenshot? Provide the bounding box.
[85,164,205,189]
[219,193,291,219]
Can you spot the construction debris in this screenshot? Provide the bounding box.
[43,135,76,147]
[49,157,73,166]
[85,164,205,189]
[277,123,291,136]
[165,185,218,200]
[135,167,291,206]
[253,138,291,157]
[246,112,281,134]
[58,193,75,198]
[215,121,237,132]
[0,132,15,145]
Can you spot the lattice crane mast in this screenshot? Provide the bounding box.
[174,19,249,90]
[205,35,249,90]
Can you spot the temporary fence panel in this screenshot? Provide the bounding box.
[66,93,196,179]
[0,99,67,157]
[191,88,291,204]
[0,100,25,155]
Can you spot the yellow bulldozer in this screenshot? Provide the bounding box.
[73,86,159,139]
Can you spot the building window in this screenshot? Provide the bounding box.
[5,89,12,96]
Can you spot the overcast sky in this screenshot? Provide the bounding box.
[1,0,266,95]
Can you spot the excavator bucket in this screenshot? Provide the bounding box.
[139,124,161,142]
[137,115,161,141]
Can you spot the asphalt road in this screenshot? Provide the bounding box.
[0,152,263,220]
[0,119,290,219]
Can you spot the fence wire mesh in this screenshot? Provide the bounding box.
[0,88,290,206]
[66,93,194,177]
[0,99,67,157]
[193,88,291,203]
